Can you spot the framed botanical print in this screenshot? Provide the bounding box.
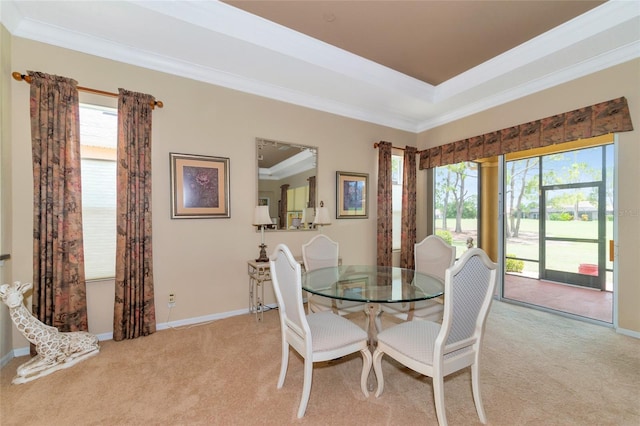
[336,171,368,219]
[170,152,230,218]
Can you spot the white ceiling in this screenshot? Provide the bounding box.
[2,0,639,132]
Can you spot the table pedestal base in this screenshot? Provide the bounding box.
[365,303,382,391]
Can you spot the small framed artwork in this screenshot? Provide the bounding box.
[170,152,230,219]
[258,197,269,207]
[336,171,368,219]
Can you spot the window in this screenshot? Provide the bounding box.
[79,104,117,280]
[391,153,403,250]
[434,161,479,258]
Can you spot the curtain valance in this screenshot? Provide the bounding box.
[419,97,633,169]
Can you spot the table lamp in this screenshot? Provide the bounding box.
[302,207,315,229]
[313,201,331,231]
[253,205,272,262]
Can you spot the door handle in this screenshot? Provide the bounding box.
[609,240,614,262]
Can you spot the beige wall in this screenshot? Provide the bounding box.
[418,59,640,334]
[0,25,14,359]
[3,36,415,351]
[2,33,639,356]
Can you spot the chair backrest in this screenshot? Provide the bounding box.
[270,244,311,353]
[302,234,339,271]
[414,235,456,281]
[436,248,497,363]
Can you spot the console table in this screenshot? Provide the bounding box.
[247,257,339,321]
[247,260,271,321]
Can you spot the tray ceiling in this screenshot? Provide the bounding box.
[2,0,638,132]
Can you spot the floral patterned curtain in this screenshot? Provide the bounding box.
[420,97,633,169]
[113,89,156,341]
[376,141,393,267]
[29,71,89,335]
[400,146,417,269]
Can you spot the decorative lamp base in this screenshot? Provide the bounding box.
[255,244,269,263]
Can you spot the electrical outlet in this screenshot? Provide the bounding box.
[168,293,176,308]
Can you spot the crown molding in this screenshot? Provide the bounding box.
[418,39,640,133]
[3,0,638,133]
[134,0,437,102]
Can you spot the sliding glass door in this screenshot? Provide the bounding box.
[541,183,605,289]
[502,143,614,322]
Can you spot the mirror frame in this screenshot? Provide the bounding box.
[256,138,318,231]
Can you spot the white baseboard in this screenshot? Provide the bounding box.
[1,305,273,368]
[0,350,17,367]
[2,304,637,369]
[157,306,252,330]
[616,327,640,339]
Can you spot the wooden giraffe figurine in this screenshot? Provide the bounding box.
[0,281,100,384]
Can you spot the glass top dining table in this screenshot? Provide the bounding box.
[302,265,444,391]
[302,265,444,348]
[301,264,444,304]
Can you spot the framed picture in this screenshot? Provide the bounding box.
[170,152,230,219]
[336,171,368,219]
[258,197,269,207]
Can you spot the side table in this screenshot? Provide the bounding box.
[247,257,310,321]
[247,260,271,321]
[247,257,342,321]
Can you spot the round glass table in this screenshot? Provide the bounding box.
[302,265,444,345]
[302,265,444,391]
[302,265,444,303]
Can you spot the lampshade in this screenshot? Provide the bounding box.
[302,207,315,224]
[253,206,272,226]
[253,205,272,263]
[313,205,331,226]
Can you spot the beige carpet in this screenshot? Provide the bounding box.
[1,301,639,425]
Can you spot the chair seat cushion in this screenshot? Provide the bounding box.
[377,320,441,365]
[307,311,367,352]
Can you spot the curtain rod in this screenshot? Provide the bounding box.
[12,72,163,109]
[373,142,424,154]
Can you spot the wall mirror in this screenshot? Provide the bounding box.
[256,138,317,231]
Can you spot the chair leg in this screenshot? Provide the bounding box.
[359,348,372,397]
[297,357,313,418]
[433,375,447,426]
[372,348,385,398]
[277,342,289,389]
[471,362,487,424]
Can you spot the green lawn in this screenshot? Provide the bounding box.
[438,218,613,276]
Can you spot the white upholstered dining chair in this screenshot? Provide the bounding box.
[372,248,497,426]
[302,234,366,316]
[380,234,455,323]
[269,243,372,418]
